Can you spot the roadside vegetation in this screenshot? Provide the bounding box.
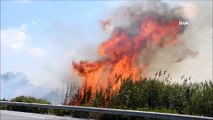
[0,96,50,114]
[70,71,213,119]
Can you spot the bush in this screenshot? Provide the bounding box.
[6,96,50,114]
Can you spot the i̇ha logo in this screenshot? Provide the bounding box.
[179,20,189,26]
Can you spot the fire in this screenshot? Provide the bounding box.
[72,14,184,105]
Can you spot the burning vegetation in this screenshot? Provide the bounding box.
[71,2,195,105]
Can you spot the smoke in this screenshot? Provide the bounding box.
[147,1,212,81]
[106,1,198,63]
[0,72,48,100]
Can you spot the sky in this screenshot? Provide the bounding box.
[0,0,127,99]
[1,0,212,99]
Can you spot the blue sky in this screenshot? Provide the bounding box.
[1,0,212,99]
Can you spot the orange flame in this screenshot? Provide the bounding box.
[72,16,182,105]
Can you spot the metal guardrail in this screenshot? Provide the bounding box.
[0,101,212,120]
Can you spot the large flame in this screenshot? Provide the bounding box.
[72,12,185,104]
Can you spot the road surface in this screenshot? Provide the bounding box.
[0,110,86,120]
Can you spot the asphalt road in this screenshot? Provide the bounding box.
[0,110,86,120]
